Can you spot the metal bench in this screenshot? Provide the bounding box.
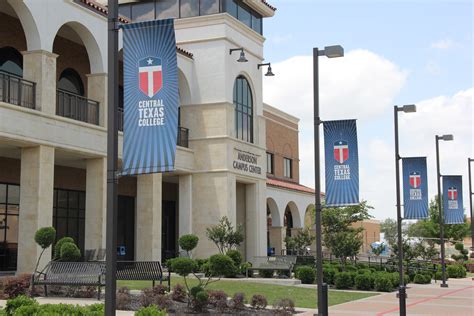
[32,261,105,300]
[115,261,170,290]
[247,256,297,278]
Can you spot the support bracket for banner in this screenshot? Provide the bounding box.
[108,18,121,31]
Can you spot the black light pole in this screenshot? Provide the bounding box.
[467,158,473,251]
[313,45,344,316]
[393,104,416,316]
[435,134,454,288]
[106,0,119,315]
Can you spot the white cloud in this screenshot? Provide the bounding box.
[431,38,457,49]
[270,33,293,44]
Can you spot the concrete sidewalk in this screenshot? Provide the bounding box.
[327,277,474,316]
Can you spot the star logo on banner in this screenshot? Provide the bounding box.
[147,58,153,65]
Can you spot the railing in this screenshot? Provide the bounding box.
[0,71,36,109]
[118,109,189,148]
[56,89,99,125]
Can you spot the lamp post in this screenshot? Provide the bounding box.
[468,158,473,251]
[393,104,416,316]
[435,134,454,288]
[313,45,344,316]
[106,0,119,315]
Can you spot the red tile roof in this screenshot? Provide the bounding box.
[267,178,317,194]
[76,0,194,59]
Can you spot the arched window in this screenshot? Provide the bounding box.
[0,47,23,77]
[58,68,84,96]
[233,75,253,143]
[284,206,293,238]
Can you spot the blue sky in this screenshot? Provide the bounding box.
[262,0,473,219]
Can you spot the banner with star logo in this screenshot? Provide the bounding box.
[443,175,464,224]
[122,19,179,175]
[323,120,359,206]
[402,157,429,219]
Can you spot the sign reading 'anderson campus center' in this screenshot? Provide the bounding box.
[233,149,262,175]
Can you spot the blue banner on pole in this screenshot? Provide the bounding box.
[402,157,429,219]
[122,19,179,175]
[323,120,359,206]
[443,175,464,224]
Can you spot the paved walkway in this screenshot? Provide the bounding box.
[327,277,474,316]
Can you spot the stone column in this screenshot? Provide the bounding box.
[17,145,55,273]
[86,73,107,127]
[22,50,58,114]
[85,157,106,251]
[136,173,162,261]
[245,180,267,261]
[178,174,192,238]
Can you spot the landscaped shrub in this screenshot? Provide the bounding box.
[230,292,245,310]
[178,234,199,257]
[413,274,428,284]
[170,257,197,277]
[354,273,372,290]
[226,249,243,267]
[323,268,337,285]
[334,272,354,289]
[295,266,316,284]
[116,287,132,310]
[259,269,274,278]
[60,242,81,261]
[53,237,74,260]
[273,298,296,314]
[208,290,228,307]
[209,254,236,277]
[33,227,56,272]
[3,274,31,299]
[344,265,357,272]
[5,295,38,315]
[358,268,371,275]
[434,271,449,281]
[356,263,369,269]
[374,273,393,292]
[189,286,204,299]
[447,264,467,278]
[250,294,268,309]
[195,259,208,272]
[171,284,186,302]
[240,262,252,276]
[193,291,209,312]
[135,305,167,316]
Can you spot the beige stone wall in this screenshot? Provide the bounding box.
[264,110,300,183]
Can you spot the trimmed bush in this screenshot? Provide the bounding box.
[250,294,268,309]
[34,227,56,249]
[323,268,337,285]
[259,269,274,278]
[354,273,372,290]
[209,254,236,277]
[226,249,243,267]
[434,271,449,281]
[334,272,354,289]
[240,262,252,275]
[230,292,245,310]
[189,286,204,298]
[53,237,74,260]
[273,298,296,314]
[344,265,357,272]
[178,234,199,254]
[135,305,167,316]
[208,290,228,307]
[5,295,38,315]
[374,273,393,292]
[59,242,81,261]
[414,274,428,284]
[447,264,467,278]
[170,257,197,277]
[295,266,316,284]
[116,287,132,310]
[358,268,371,275]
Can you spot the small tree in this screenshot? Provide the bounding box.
[179,234,199,258]
[34,227,56,272]
[451,243,468,262]
[206,216,244,254]
[284,228,315,254]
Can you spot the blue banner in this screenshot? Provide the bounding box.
[402,157,429,219]
[323,120,359,206]
[443,175,464,224]
[122,19,179,175]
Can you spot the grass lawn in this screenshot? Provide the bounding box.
[466,272,474,277]
[118,278,378,309]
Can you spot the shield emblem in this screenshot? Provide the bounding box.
[334,140,349,164]
[139,57,163,98]
[409,171,421,188]
[448,187,457,200]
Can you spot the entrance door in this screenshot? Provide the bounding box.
[117,196,135,261]
[162,201,176,261]
[0,184,19,272]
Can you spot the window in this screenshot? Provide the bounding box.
[131,0,155,21]
[237,5,251,27]
[180,0,199,17]
[200,0,219,15]
[284,158,292,178]
[53,189,86,256]
[266,152,274,174]
[222,0,237,18]
[58,68,84,96]
[0,183,20,271]
[233,76,253,143]
[155,0,179,19]
[0,47,23,77]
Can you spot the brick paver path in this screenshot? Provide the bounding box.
[328,277,474,316]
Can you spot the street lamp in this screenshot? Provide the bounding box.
[394,104,417,316]
[229,48,248,63]
[258,63,275,76]
[469,158,474,251]
[313,45,344,316]
[436,134,454,288]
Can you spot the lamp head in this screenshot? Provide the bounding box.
[237,50,248,63]
[441,134,454,141]
[324,45,344,58]
[402,104,416,113]
[265,65,275,76]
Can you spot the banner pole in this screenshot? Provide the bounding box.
[106,0,119,315]
[393,106,406,316]
[435,136,448,288]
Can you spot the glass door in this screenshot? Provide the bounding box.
[0,183,20,271]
